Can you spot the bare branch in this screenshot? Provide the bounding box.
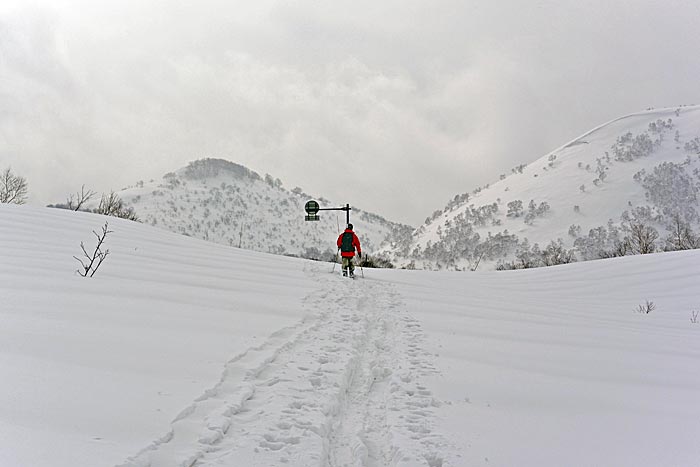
[74,222,113,277]
[95,191,139,221]
[67,185,97,211]
[0,167,29,204]
[635,300,656,314]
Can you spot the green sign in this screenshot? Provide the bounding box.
[305,200,320,215]
[303,200,351,223]
[305,200,320,220]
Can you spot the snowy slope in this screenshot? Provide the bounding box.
[0,204,319,467]
[384,105,700,270]
[2,204,700,467]
[106,159,412,261]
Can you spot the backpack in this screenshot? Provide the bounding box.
[340,231,355,253]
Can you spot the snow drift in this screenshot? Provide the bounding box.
[1,204,699,467]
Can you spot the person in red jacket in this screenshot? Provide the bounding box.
[337,223,362,277]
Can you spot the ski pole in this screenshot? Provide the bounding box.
[332,249,340,273]
[335,216,341,275]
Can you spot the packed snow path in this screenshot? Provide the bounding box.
[5,205,700,466]
[120,265,453,467]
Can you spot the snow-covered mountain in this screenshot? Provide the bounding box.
[113,158,412,262]
[382,105,700,270]
[3,203,700,467]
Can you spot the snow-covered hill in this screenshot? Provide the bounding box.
[383,105,700,270]
[111,158,412,261]
[3,204,700,467]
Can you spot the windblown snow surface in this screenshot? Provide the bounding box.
[1,204,699,467]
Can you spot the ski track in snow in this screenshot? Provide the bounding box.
[118,264,454,467]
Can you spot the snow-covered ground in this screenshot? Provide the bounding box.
[2,204,699,466]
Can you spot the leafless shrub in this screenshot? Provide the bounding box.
[0,167,28,204]
[598,240,630,259]
[664,213,699,251]
[506,200,523,217]
[74,222,113,277]
[691,310,699,324]
[67,185,97,211]
[635,300,656,314]
[95,191,139,221]
[624,221,659,255]
[541,240,576,266]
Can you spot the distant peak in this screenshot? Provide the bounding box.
[182,158,260,181]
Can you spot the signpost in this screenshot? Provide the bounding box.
[304,200,320,221]
[304,200,351,224]
[305,200,361,277]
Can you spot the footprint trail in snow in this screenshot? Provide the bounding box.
[119,265,455,467]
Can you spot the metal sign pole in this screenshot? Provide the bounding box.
[304,200,352,225]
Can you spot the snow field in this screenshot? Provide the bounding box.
[0,204,317,467]
[123,270,453,466]
[385,251,700,466]
[1,205,455,466]
[2,204,700,466]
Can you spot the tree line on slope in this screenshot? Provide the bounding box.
[0,166,139,221]
[388,119,700,270]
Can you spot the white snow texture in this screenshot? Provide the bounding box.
[2,203,700,467]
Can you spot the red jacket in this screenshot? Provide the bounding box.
[337,229,361,257]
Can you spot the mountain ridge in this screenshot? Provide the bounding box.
[104,105,700,271]
[115,158,413,262]
[381,104,700,270]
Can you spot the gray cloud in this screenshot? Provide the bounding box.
[1,0,699,225]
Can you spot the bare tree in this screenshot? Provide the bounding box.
[96,191,122,216]
[66,185,97,211]
[95,191,139,221]
[541,240,576,266]
[599,240,629,259]
[0,167,28,204]
[74,222,113,277]
[664,213,699,251]
[625,221,659,255]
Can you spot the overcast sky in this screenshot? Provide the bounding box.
[2,0,699,225]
